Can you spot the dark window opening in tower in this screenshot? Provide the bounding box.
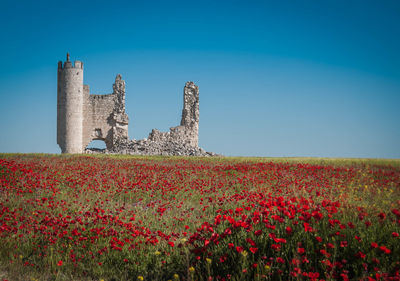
[95,128,102,138]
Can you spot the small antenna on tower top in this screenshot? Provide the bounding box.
[66,53,70,61]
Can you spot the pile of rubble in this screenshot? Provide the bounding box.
[104,137,215,156]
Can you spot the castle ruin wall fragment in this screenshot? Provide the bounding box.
[57,54,214,156]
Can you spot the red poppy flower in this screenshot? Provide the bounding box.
[236,246,244,253]
[297,248,305,254]
[249,247,258,254]
[379,245,391,254]
[276,257,284,264]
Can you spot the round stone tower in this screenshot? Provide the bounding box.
[57,53,84,153]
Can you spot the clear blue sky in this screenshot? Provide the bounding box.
[0,0,399,158]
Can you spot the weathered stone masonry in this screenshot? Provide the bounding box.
[57,54,214,156]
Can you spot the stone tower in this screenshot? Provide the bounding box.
[57,54,129,154]
[57,53,84,153]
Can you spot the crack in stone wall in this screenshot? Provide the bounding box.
[57,54,216,156]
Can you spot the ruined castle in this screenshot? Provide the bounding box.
[57,54,213,156]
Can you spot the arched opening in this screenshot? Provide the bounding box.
[85,139,107,153]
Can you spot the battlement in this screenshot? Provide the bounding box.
[57,53,83,70]
[57,60,83,70]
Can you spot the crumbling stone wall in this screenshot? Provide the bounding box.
[180,81,199,147]
[147,82,199,147]
[108,81,214,156]
[82,75,129,150]
[58,54,215,156]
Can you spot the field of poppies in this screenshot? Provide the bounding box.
[0,154,399,281]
